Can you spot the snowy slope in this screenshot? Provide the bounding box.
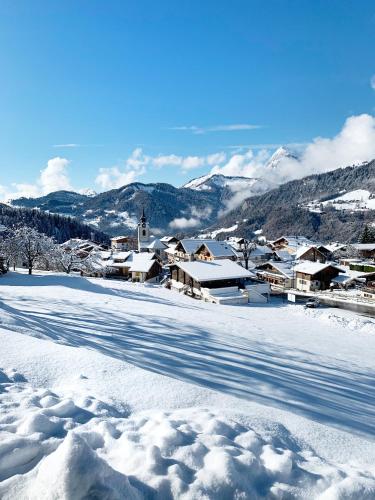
[1,271,375,498]
[322,189,375,211]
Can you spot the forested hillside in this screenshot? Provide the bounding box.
[0,204,109,243]
[211,160,375,242]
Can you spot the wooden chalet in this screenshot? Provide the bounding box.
[169,259,254,291]
[110,236,137,251]
[195,241,237,261]
[293,262,343,292]
[255,261,294,289]
[353,244,375,260]
[295,246,327,263]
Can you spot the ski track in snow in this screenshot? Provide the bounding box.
[0,270,375,498]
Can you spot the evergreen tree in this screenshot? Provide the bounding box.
[360,225,375,244]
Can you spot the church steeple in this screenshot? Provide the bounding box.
[140,206,146,224]
[138,207,150,252]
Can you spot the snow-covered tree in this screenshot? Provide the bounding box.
[0,232,20,271]
[12,226,55,275]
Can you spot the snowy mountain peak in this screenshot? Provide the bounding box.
[78,188,97,197]
[265,146,299,169]
[183,173,259,192]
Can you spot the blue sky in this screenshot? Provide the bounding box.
[0,0,375,197]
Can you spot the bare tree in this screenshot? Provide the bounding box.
[242,239,257,270]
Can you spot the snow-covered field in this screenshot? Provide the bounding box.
[0,271,375,499]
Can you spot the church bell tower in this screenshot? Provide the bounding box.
[137,207,150,251]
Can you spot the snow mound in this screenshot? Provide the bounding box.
[29,432,141,500]
[1,368,375,499]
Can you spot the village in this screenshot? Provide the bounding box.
[2,209,374,315]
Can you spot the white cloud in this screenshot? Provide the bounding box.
[0,157,72,201]
[152,151,226,171]
[169,124,262,134]
[212,114,375,184]
[52,143,81,148]
[371,75,375,90]
[95,148,149,190]
[39,157,72,194]
[169,217,200,229]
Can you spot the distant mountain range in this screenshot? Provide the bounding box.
[207,159,375,243]
[8,148,375,242]
[10,175,274,236]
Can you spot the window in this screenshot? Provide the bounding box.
[142,230,146,236]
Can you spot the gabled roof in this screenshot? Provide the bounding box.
[127,252,159,273]
[257,261,294,278]
[197,241,236,258]
[176,239,214,254]
[272,236,316,249]
[160,236,179,243]
[294,245,325,260]
[173,259,254,282]
[293,262,344,276]
[147,238,167,250]
[353,243,375,251]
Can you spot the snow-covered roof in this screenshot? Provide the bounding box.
[128,252,158,273]
[112,251,131,261]
[273,236,316,249]
[293,262,343,276]
[178,239,213,254]
[147,238,167,250]
[325,243,346,253]
[99,251,112,260]
[353,243,375,251]
[111,235,132,241]
[258,261,294,278]
[273,249,295,262]
[164,246,177,255]
[173,259,254,282]
[251,246,273,256]
[160,236,178,243]
[198,241,236,258]
[331,274,359,285]
[294,246,319,259]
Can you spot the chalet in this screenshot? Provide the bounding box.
[107,251,162,282]
[272,249,295,262]
[249,245,273,262]
[255,261,294,289]
[270,236,315,254]
[61,239,108,259]
[226,237,246,250]
[173,239,213,262]
[353,243,375,260]
[195,241,237,261]
[169,259,256,304]
[295,245,327,263]
[160,236,179,246]
[145,238,168,260]
[127,252,162,283]
[293,262,343,292]
[110,236,137,251]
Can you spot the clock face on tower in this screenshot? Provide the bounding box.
[142,223,146,228]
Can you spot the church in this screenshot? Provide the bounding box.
[137,209,168,258]
[137,207,151,252]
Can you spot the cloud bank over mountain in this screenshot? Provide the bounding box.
[1,114,375,202]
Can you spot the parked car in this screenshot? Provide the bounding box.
[305,298,320,308]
